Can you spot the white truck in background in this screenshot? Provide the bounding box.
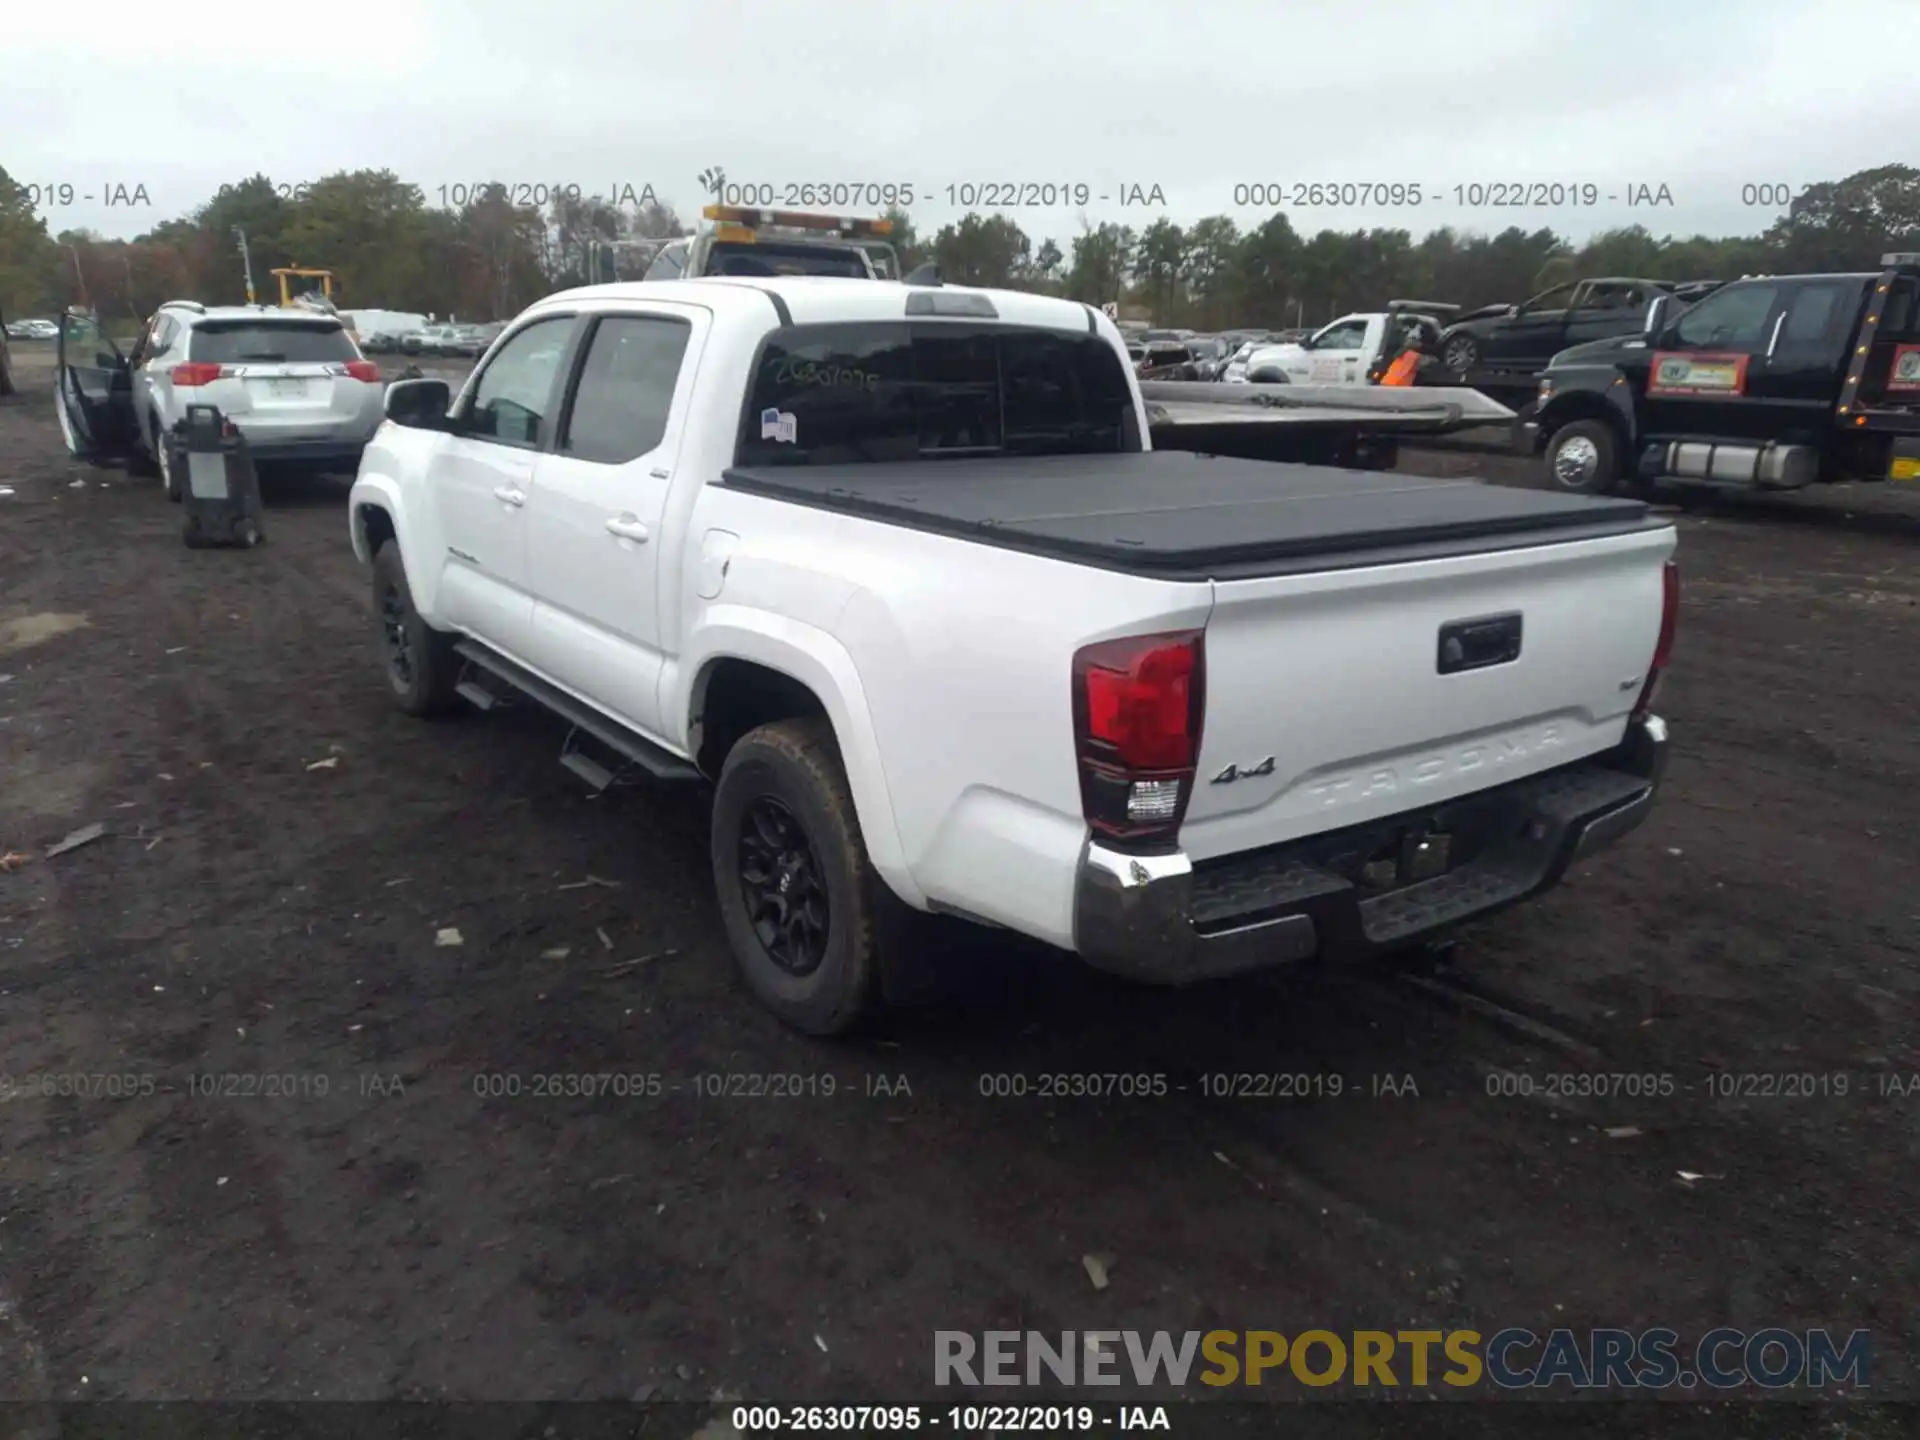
[1232,303,1458,386]
[349,274,1677,1036]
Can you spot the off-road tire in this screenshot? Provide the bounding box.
[372,542,460,717]
[711,718,883,1037]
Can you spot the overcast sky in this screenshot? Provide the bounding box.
[7,0,1914,247]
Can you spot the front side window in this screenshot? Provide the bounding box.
[466,316,573,446]
[561,315,692,464]
[1313,320,1367,351]
[1580,283,1638,311]
[1521,283,1578,314]
[735,322,1136,468]
[1672,284,1781,349]
[645,241,688,281]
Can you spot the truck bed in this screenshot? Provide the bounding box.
[720,453,1664,580]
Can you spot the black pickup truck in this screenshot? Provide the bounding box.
[1528,253,1920,496]
[1439,277,1714,378]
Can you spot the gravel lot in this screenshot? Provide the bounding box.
[2,344,1917,1430]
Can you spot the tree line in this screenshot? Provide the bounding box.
[2,163,1916,332]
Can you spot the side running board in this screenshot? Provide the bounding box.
[452,640,704,785]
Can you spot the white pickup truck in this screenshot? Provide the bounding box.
[1232,306,1453,386]
[348,275,1678,1035]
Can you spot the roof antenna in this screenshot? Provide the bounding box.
[904,262,942,287]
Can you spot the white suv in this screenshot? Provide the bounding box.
[56,302,387,492]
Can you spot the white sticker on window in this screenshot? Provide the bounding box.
[760,407,798,444]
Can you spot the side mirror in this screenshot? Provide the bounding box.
[384,377,452,429]
[1643,294,1671,340]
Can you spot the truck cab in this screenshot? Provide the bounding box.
[643,205,899,283]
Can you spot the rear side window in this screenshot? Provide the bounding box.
[1779,282,1853,347]
[561,315,692,464]
[736,322,1136,467]
[189,322,357,363]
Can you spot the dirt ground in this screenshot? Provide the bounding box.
[2,344,1917,1429]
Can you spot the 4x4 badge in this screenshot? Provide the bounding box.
[1211,756,1275,784]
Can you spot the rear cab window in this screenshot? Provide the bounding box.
[707,243,870,279]
[189,321,358,364]
[735,321,1138,468]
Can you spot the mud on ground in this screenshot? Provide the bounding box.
[1,345,1917,1426]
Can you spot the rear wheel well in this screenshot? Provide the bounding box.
[358,502,396,559]
[695,659,829,779]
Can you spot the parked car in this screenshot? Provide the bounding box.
[5,317,59,341]
[1185,336,1232,378]
[1136,341,1202,380]
[1220,340,1258,383]
[54,301,386,488]
[1439,278,1677,376]
[1530,252,1920,496]
[346,273,1676,1036]
[402,326,455,357]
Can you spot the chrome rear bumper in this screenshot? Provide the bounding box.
[1073,714,1667,984]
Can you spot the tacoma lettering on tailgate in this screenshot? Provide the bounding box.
[1305,723,1566,806]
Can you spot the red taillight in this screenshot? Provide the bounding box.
[344,360,380,382]
[1634,560,1679,716]
[1072,630,1205,845]
[170,363,224,386]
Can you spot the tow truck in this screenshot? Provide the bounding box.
[642,205,901,281]
[1233,302,1459,387]
[1529,253,1920,496]
[646,215,1511,465]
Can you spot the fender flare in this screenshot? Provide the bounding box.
[349,473,410,564]
[1538,376,1638,455]
[683,610,923,909]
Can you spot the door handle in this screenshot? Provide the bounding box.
[492,485,526,507]
[605,515,650,543]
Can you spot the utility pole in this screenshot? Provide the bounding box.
[235,227,257,305]
[65,245,89,309]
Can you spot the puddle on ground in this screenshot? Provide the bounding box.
[0,613,89,655]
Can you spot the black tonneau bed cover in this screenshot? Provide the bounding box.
[721,453,1663,580]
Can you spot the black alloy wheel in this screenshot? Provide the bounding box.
[737,796,831,976]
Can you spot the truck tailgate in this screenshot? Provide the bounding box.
[1182,524,1676,862]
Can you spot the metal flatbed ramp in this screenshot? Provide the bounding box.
[1140,380,1517,435]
